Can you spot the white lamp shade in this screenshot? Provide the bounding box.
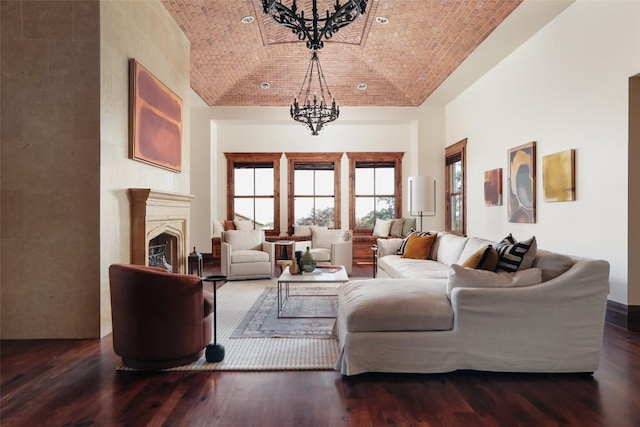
[408,176,436,215]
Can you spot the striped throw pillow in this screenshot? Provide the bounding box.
[397,229,431,255]
[496,234,537,272]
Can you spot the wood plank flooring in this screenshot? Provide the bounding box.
[2,261,639,426]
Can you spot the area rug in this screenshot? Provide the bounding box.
[230,286,338,338]
[116,279,345,372]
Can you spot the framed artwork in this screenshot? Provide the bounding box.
[507,141,536,223]
[543,149,576,202]
[129,59,183,172]
[483,168,502,206]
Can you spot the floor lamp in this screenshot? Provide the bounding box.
[408,176,436,231]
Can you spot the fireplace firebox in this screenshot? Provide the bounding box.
[128,189,193,274]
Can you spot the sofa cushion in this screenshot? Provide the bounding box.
[378,255,448,280]
[312,229,349,249]
[402,233,437,260]
[234,219,254,231]
[397,230,429,255]
[435,232,469,266]
[293,225,327,237]
[461,245,498,271]
[401,217,416,236]
[375,238,402,257]
[457,236,497,265]
[213,219,224,237]
[496,234,537,272]
[310,247,331,262]
[339,279,453,332]
[446,264,542,298]
[225,230,263,250]
[533,249,574,281]
[372,219,393,237]
[231,249,270,263]
[389,218,404,237]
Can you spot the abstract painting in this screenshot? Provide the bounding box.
[129,59,183,172]
[484,168,502,206]
[543,149,576,202]
[507,141,536,223]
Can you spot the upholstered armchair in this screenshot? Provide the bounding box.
[221,229,275,280]
[108,264,213,370]
[295,229,353,275]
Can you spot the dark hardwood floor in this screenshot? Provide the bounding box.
[2,261,639,426]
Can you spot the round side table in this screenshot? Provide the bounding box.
[202,275,227,362]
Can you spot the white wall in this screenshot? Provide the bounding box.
[189,106,435,250]
[100,0,191,335]
[445,0,640,304]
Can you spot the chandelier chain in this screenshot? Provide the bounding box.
[262,0,368,135]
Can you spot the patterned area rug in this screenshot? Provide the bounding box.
[230,286,338,339]
[115,279,348,372]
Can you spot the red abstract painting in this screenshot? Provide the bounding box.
[129,59,182,172]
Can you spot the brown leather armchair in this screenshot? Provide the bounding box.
[109,264,213,370]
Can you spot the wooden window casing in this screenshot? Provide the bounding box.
[347,152,404,234]
[225,152,281,237]
[286,152,342,234]
[445,139,467,236]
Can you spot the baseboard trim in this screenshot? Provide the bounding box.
[606,300,640,331]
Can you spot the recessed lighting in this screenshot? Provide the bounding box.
[241,16,255,24]
[357,83,368,91]
[375,16,389,25]
[260,82,271,89]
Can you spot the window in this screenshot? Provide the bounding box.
[286,153,342,232]
[225,153,281,235]
[347,152,403,232]
[445,139,467,236]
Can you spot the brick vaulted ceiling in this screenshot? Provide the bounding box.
[161,0,523,107]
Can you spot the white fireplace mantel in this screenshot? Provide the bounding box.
[128,188,194,274]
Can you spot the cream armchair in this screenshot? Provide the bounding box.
[221,230,275,280]
[295,229,353,275]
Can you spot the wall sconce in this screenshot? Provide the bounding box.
[408,176,436,231]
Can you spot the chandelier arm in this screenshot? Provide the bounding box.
[262,0,368,50]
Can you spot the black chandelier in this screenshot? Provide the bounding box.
[262,1,368,134]
[291,50,338,136]
[262,0,368,50]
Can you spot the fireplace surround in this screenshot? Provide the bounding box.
[128,189,193,274]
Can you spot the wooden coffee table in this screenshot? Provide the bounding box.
[277,266,349,318]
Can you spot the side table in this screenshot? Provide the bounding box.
[202,275,227,362]
[371,244,378,278]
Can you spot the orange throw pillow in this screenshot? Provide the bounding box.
[401,233,436,260]
[461,245,499,271]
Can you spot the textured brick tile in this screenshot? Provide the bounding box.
[161,0,522,106]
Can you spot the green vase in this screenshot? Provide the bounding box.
[300,247,316,272]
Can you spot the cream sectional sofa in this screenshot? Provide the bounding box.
[334,232,610,376]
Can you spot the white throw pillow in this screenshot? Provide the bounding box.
[225,230,263,251]
[389,219,404,237]
[372,219,393,237]
[436,232,470,266]
[293,225,327,237]
[312,229,348,249]
[376,238,404,257]
[446,263,542,299]
[212,219,224,237]
[533,249,574,281]
[234,219,254,231]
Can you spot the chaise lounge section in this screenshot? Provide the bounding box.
[334,231,611,376]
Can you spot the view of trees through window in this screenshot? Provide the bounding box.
[293,163,335,227]
[354,164,396,228]
[445,139,467,235]
[233,164,275,230]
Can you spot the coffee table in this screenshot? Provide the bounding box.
[277,266,349,318]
